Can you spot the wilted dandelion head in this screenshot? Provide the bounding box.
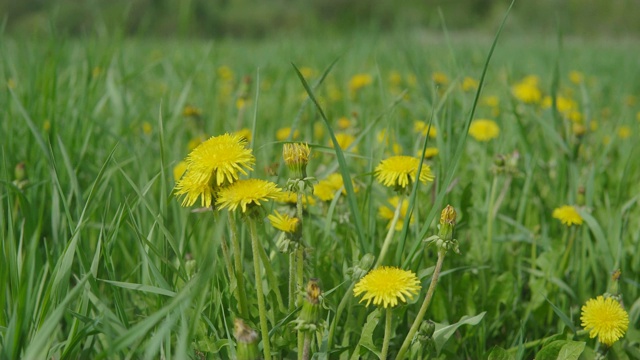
[353,266,421,308]
[581,295,629,347]
[552,205,583,226]
[469,119,500,142]
[375,155,434,189]
[216,179,281,214]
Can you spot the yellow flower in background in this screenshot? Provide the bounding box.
[569,71,584,85]
[299,66,317,79]
[188,135,207,151]
[406,73,417,88]
[236,98,248,110]
[375,155,435,189]
[216,179,281,213]
[268,210,300,233]
[378,196,413,231]
[617,126,631,139]
[276,191,317,206]
[572,123,586,137]
[217,66,234,82]
[173,161,188,182]
[469,119,500,142]
[276,127,300,141]
[349,73,373,94]
[417,147,439,159]
[142,122,153,135]
[624,95,636,107]
[337,116,353,130]
[552,205,583,226]
[390,142,403,156]
[330,133,357,152]
[388,71,402,87]
[414,121,437,138]
[234,128,252,142]
[183,105,202,118]
[512,75,542,104]
[313,121,325,141]
[581,295,629,347]
[462,76,479,92]
[314,173,356,201]
[481,95,500,108]
[353,266,421,308]
[432,71,449,87]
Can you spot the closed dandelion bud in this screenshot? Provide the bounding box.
[417,320,436,342]
[283,143,311,179]
[234,318,260,360]
[296,279,322,332]
[438,205,456,241]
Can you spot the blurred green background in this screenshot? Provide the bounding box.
[3,0,640,38]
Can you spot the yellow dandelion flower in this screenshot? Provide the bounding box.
[174,170,217,207]
[414,121,437,138]
[337,116,352,130]
[299,67,317,79]
[462,76,479,92]
[512,76,542,104]
[581,295,629,347]
[375,156,435,189]
[314,173,356,201]
[353,266,421,308]
[217,66,234,82]
[481,95,500,108]
[276,191,317,206]
[216,179,281,213]
[388,71,402,87]
[618,126,631,139]
[390,143,403,156]
[186,133,255,187]
[378,196,412,231]
[276,127,300,141]
[417,147,439,159]
[173,161,188,182]
[469,119,500,142]
[432,72,449,86]
[552,205,583,226]
[268,210,299,233]
[142,122,153,135]
[183,105,202,117]
[234,128,252,142]
[349,73,373,94]
[569,71,584,85]
[331,133,357,151]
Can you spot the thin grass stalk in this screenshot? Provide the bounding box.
[228,211,249,318]
[375,197,404,268]
[396,249,446,359]
[248,217,272,360]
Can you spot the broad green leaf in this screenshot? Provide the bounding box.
[350,308,381,360]
[488,346,515,360]
[433,312,486,354]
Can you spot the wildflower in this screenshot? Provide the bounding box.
[234,128,252,142]
[414,121,437,138]
[336,116,353,130]
[142,122,152,135]
[277,191,316,206]
[216,179,281,213]
[552,205,583,226]
[569,71,584,85]
[512,75,542,104]
[349,73,373,94]
[313,173,355,201]
[299,66,317,79]
[378,196,412,231]
[581,295,629,347]
[174,133,255,207]
[388,71,402,87]
[375,156,435,190]
[618,126,631,139]
[353,266,421,308]
[417,147,439,159]
[295,279,323,332]
[469,119,500,142]
[330,133,357,151]
[462,77,479,92]
[183,105,202,118]
[276,127,300,141]
[283,143,311,179]
[268,210,300,234]
[217,66,234,82]
[173,161,188,182]
[432,72,449,87]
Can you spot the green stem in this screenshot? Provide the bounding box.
[559,227,576,276]
[302,332,312,360]
[289,252,296,311]
[228,211,249,318]
[327,281,355,351]
[248,218,272,360]
[295,190,306,360]
[487,176,499,261]
[396,250,446,360]
[380,307,393,360]
[375,197,404,268]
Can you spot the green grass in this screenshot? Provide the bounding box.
[1,29,640,359]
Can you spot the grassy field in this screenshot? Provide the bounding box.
[1,28,639,359]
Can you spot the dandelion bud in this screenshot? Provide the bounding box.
[296,279,322,332]
[283,143,311,179]
[234,318,260,360]
[436,205,457,249]
[14,162,26,182]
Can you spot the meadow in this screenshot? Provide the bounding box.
[1,27,639,359]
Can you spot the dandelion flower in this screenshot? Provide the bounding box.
[268,210,300,233]
[417,147,439,159]
[581,295,629,347]
[173,161,188,182]
[462,77,479,92]
[618,126,631,139]
[375,156,435,189]
[512,75,542,104]
[330,133,357,151]
[174,171,217,207]
[313,173,356,201]
[276,191,316,206]
[216,179,281,213]
[378,196,412,231]
[185,133,255,187]
[276,127,300,141]
[552,205,583,226]
[432,72,449,87]
[469,119,500,142]
[353,266,421,308]
[414,121,437,138]
[349,73,373,94]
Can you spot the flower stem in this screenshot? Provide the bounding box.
[248,218,272,360]
[396,250,446,360]
[289,252,297,311]
[487,176,499,261]
[380,307,393,360]
[327,281,355,351]
[302,332,312,360]
[295,190,306,360]
[228,211,249,318]
[375,198,404,268]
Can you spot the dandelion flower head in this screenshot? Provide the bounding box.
[552,205,583,226]
[469,119,500,142]
[216,179,281,213]
[353,266,421,308]
[375,155,435,189]
[512,75,542,104]
[186,133,255,187]
[268,210,300,233]
[581,295,629,347]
